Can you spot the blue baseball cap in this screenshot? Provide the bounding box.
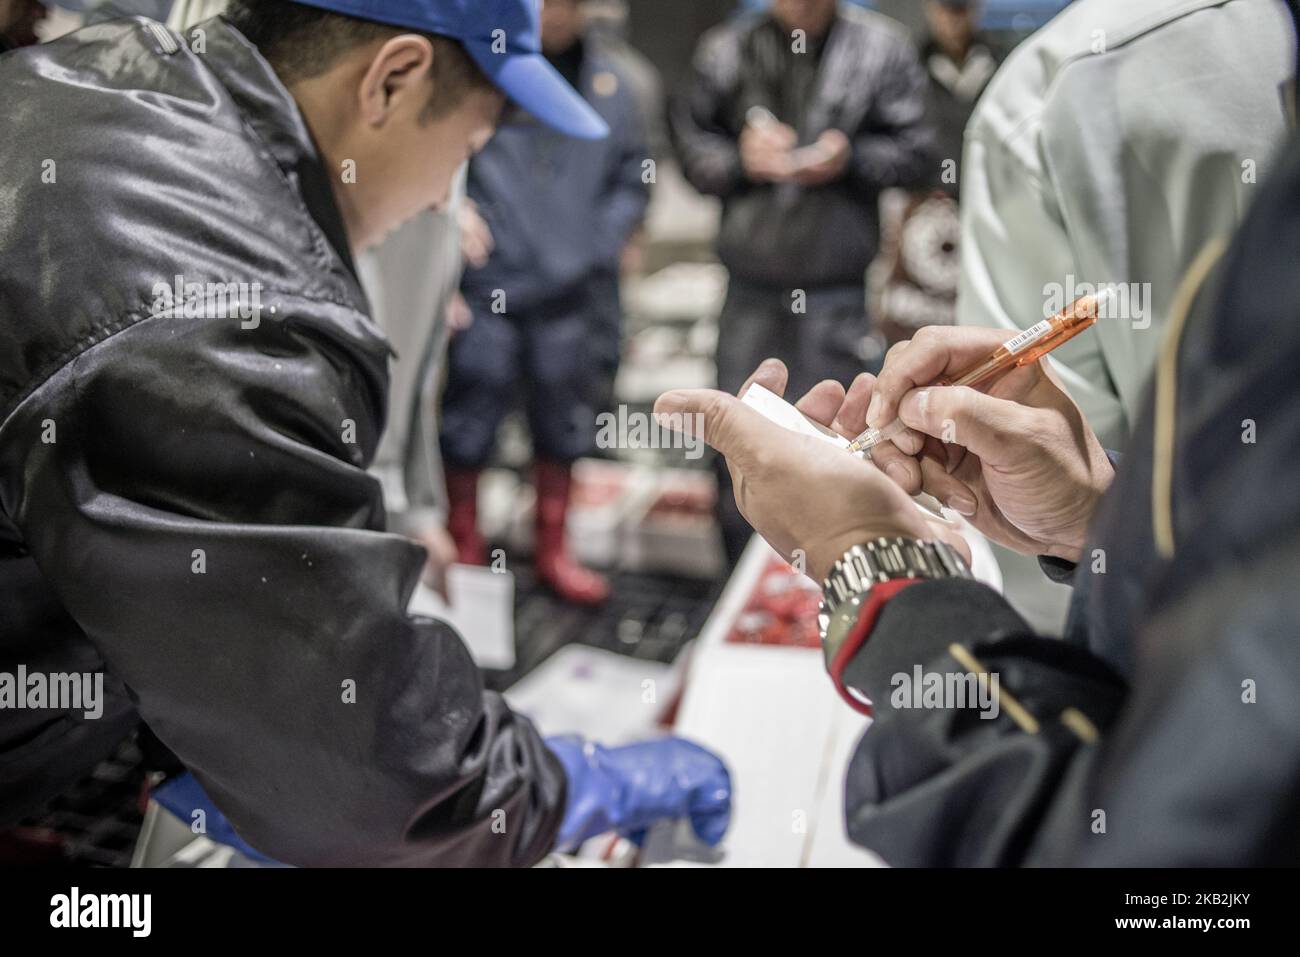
[289,0,609,139]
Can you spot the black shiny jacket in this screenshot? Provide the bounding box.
[0,17,564,866]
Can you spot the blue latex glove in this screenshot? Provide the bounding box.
[546,735,732,851]
[152,771,277,864]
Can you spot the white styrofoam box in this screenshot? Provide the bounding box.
[615,356,716,405]
[641,640,874,868]
[477,467,524,545]
[639,537,877,867]
[505,644,685,746]
[958,515,1003,592]
[407,564,516,670]
[644,532,1000,867]
[566,459,658,568]
[499,459,656,567]
[621,467,725,579]
[622,261,728,323]
[807,708,888,867]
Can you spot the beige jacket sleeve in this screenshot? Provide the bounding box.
[957,130,1127,446]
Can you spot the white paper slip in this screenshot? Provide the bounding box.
[742,381,940,513]
[407,564,517,670]
[740,382,850,449]
[504,644,679,746]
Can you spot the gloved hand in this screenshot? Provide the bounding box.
[546,735,732,851]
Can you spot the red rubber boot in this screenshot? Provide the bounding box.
[444,469,487,566]
[533,460,610,605]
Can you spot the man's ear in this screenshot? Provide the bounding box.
[357,34,434,127]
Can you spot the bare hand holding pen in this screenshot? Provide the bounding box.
[864,326,1115,562]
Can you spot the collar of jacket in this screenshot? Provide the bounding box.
[758,10,836,59]
[198,16,359,280]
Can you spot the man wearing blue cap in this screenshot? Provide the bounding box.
[0,0,730,865]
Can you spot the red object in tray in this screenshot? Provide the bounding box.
[724,558,822,648]
[645,485,715,522]
[571,470,628,508]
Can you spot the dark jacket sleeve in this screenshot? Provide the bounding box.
[844,31,932,193]
[6,297,565,867]
[1040,533,1300,865]
[840,580,1127,866]
[839,564,1300,866]
[667,28,745,199]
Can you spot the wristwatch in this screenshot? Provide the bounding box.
[818,537,971,671]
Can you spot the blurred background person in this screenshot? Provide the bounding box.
[874,0,1004,345]
[668,0,932,565]
[586,0,668,163]
[583,0,667,390]
[439,0,651,605]
[356,181,468,598]
[919,0,1001,202]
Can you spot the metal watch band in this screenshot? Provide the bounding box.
[818,538,971,643]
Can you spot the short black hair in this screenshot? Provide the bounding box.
[225,0,495,121]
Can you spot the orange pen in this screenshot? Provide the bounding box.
[845,289,1111,455]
